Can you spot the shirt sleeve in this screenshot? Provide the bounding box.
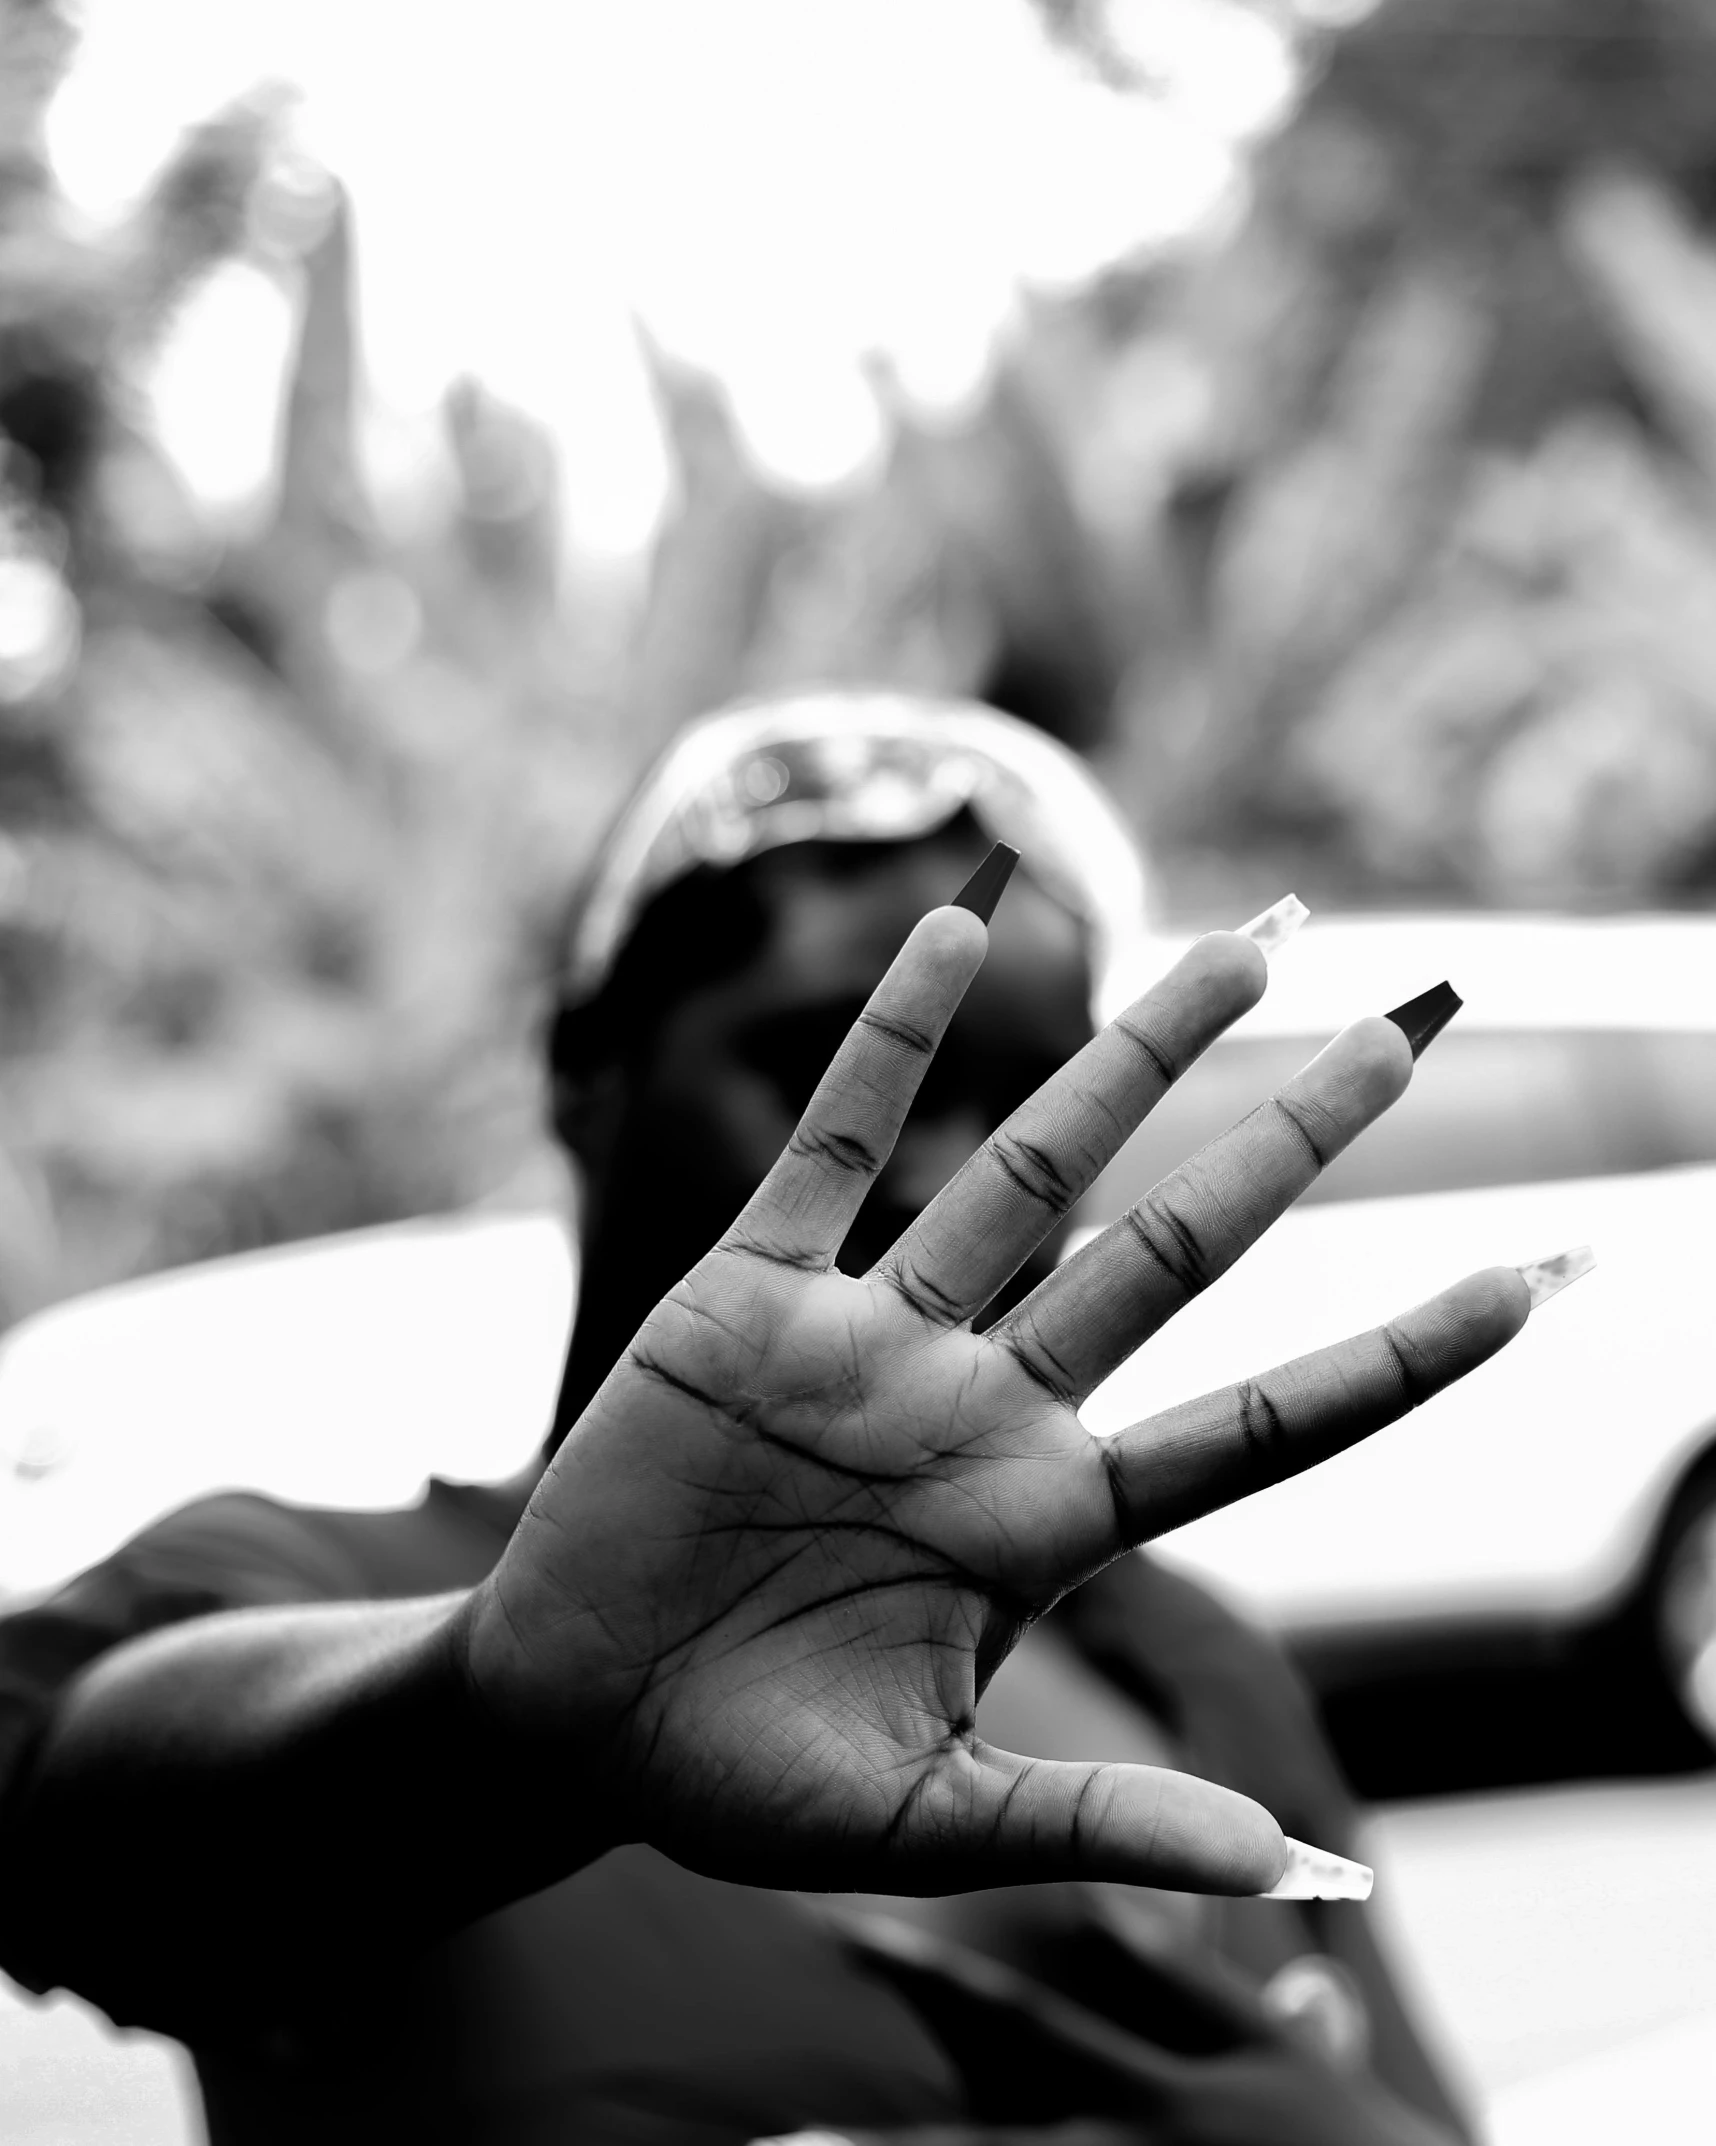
[0,1492,371,1993]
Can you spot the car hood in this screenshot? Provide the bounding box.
[1,1161,1710,1623]
[1484,2011,1716,2146]
[1077,1161,1716,1629]
[0,1212,575,1601]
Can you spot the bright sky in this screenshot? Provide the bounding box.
[48,0,1297,553]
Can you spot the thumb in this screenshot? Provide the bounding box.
[935,1745,1288,1894]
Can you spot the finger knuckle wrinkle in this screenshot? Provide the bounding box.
[858,1008,936,1058]
[998,1328,1077,1407]
[1069,1765,1109,1856]
[990,1759,1036,1842]
[1268,1092,1336,1172]
[727,1227,824,1273]
[1234,1376,1290,1478]
[1380,1322,1436,1409]
[885,1257,965,1326]
[789,1124,882,1178]
[1124,1192,1215,1299]
[1097,1434,1138,1545]
[987,1128,1078,1211]
[1112,1013,1179,1093]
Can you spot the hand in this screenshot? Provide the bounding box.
[463,897,1528,1896]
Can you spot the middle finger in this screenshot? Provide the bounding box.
[867,931,1266,1327]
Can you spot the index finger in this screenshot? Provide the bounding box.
[723,903,989,1271]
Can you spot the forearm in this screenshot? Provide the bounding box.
[0,1590,616,2036]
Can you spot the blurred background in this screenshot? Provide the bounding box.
[3,0,1716,2138]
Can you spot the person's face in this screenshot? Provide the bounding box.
[586,830,1095,1324]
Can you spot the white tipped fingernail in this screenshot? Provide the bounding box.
[1518,1245,1596,1310]
[1261,1837,1374,1901]
[1237,893,1309,958]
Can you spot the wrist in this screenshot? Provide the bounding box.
[441,1581,635,1860]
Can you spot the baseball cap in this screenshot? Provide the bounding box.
[560,692,1156,1023]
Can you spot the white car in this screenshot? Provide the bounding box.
[0,1208,575,1601]
[1084,911,1716,1766]
[2,913,1714,1761]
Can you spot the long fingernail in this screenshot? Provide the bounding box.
[1519,1245,1596,1309]
[1237,892,1309,958]
[1261,1838,1375,1901]
[1385,980,1461,1060]
[951,842,1020,924]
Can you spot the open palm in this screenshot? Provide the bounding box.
[468,898,1529,1899]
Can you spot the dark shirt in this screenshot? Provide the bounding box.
[0,1480,1472,2145]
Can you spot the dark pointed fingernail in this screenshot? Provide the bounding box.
[1385,980,1462,1059]
[951,842,1020,924]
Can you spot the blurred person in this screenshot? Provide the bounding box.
[0,696,1540,2145]
[542,696,1482,2145]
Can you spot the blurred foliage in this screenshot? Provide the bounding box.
[638,0,1716,913]
[0,3,625,1322]
[1093,0,1716,910]
[6,0,1716,1322]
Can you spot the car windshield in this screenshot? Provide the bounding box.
[1083,1029,1716,1224]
